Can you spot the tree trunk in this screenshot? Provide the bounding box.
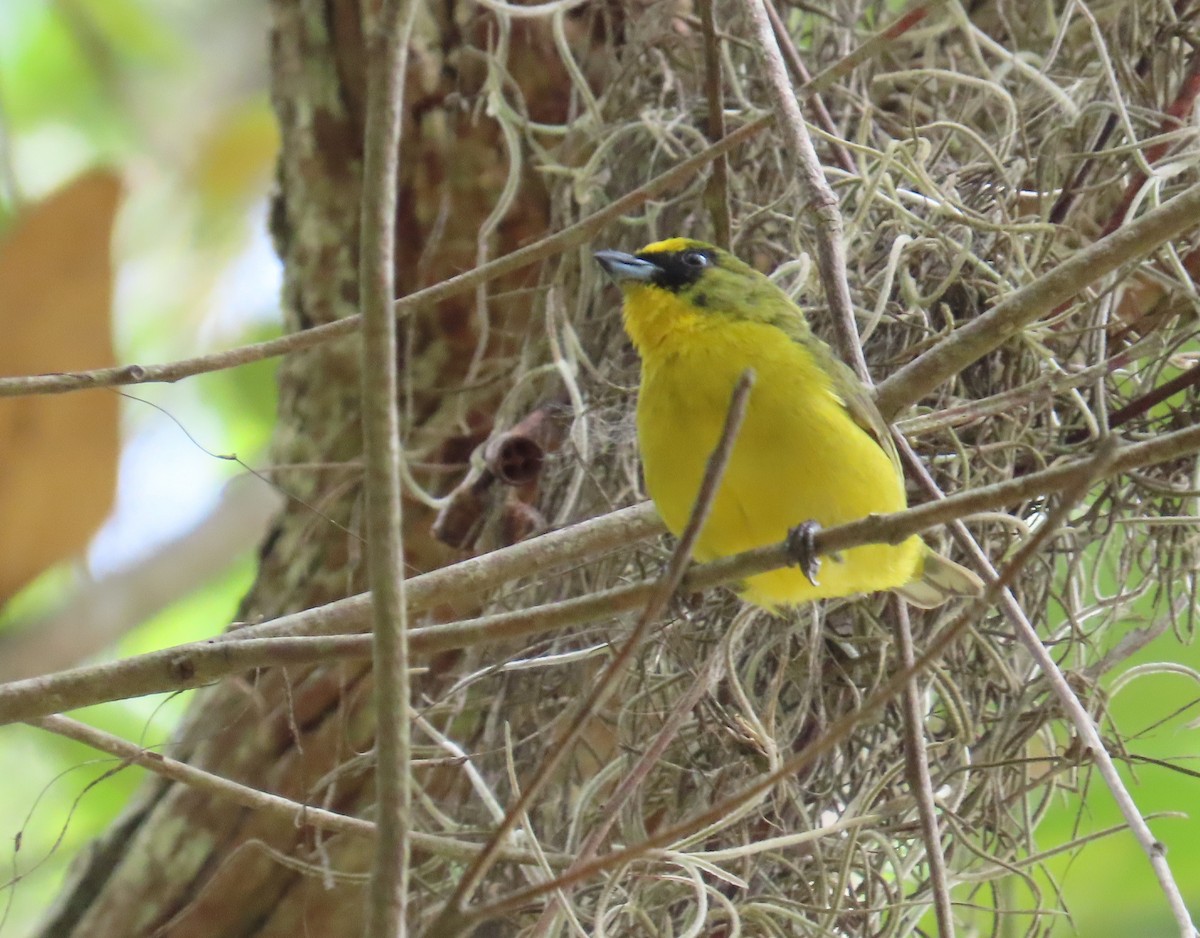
[38,1,581,933]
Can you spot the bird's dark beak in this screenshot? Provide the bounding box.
[594,249,658,284]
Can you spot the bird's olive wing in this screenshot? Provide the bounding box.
[740,270,902,473]
[787,323,903,473]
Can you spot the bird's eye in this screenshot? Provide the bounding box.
[682,250,709,268]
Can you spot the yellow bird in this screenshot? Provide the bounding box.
[595,237,981,609]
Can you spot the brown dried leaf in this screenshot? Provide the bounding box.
[0,169,122,602]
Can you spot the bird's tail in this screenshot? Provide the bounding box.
[894,549,985,609]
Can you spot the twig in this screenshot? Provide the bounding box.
[892,597,955,937]
[1108,361,1200,429]
[1098,48,1200,238]
[896,353,1125,436]
[762,0,855,175]
[33,713,374,833]
[0,324,354,398]
[227,502,660,644]
[0,633,379,724]
[699,0,731,248]
[359,0,418,933]
[26,715,562,867]
[0,120,769,399]
[874,180,1200,420]
[7,419,1200,725]
[740,0,869,381]
[425,370,756,937]
[1002,587,1197,936]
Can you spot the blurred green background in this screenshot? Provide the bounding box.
[1,2,280,932]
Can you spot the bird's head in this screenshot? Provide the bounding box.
[595,238,803,349]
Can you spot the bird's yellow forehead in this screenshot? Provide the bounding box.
[638,237,697,255]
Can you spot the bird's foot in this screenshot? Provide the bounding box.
[785,520,822,587]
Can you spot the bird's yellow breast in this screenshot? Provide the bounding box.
[627,286,923,607]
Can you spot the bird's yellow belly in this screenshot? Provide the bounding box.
[637,326,923,607]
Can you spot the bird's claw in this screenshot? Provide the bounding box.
[785,520,822,587]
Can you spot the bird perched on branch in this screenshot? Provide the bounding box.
[595,237,982,609]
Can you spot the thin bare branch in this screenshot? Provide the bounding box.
[27,715,562,867]
[699,0,732,248]
[762,0,854,175]
[0,121,769,399]
[359,0,418,931]
[33,713,374,833]
[874,180,1200,420]
[739,0,868,379]
[227,502,661,645]
[892,597,955,937]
